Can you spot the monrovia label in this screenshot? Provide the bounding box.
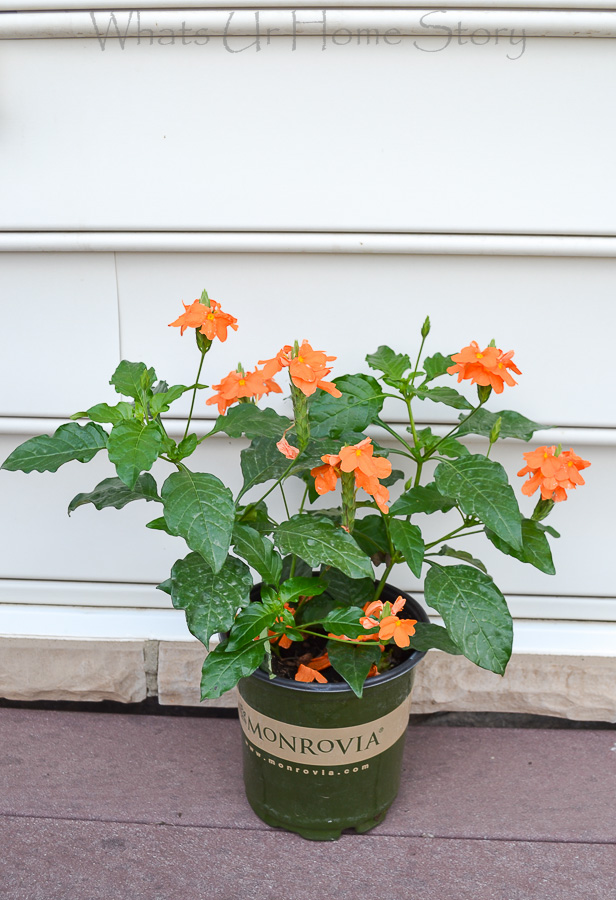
[238,693,412,766]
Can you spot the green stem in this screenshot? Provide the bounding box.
[410,333,428,390]
[375,418,417,458]
[424,523,482,551]
[405,394,420,450]
[237,457,299,505]
[372,557,396,604]
[299,628,378,647]
[183,349,207,442]
[426,400,485,460]
[280,483,291,520]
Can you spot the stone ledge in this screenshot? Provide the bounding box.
[0,637,147,704]
[0,635,614,721]
[157,642,616,722]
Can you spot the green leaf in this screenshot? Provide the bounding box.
[381,469,405,488]
[456,409,548,442]
[295,593,341,625]
[68,473,159,514]
[352,516,390,564]
[170,552,252,646]
[278,577,327,604]
[413,427,469,460]
[365,346,411,381]
[225,598,284,651]
[309,374,385,439]
[149,384,192,416]
[274,516,373,580]
[321,568,375,608]
[421,352,454,384]
[161,471,235,573]
[434,545,487,573]
[435,455,523,550]
[110,360,156,400]
[2,422,108,474]
[236,501,277,536]
[146,516,173,533]
[389,519,425,578]
[107,420,163,490]
[201,640,265,700]
[280,555,313,580]
[73,402,134,425]
[408,622,463,655]
[326,640,381,698]
[322,606,368,638]
[240,437,296,494]
[156,578,172,595]
[211,405,291,440]
[485,518,556,575]
[415,386,473,410]
[174,434,198,461]
[390,483,455,517]
[233,525,283,586]
[424,564,513,674]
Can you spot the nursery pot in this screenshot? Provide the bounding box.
[237,584,429,841]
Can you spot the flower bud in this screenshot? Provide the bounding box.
[489,416,502,445]
[477,384,492,404]
[421,316,431,339]
[531,498,555,521]
[195,330,213,355]
[198,289,211,308]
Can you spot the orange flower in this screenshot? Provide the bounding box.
[360,596,405,629]
[310,461,341,495]
[260,341,342,398]
[295,663,327,684]
[354,469,390,515]
[339,437,392,480]
[367,664,379,678]
[377,615,418,648]
[169,298,238,342]
[307,653,331,672]
[206,368,269,415]
[518,446,590,502]
[276,437,300,460]
[447,341,521,394]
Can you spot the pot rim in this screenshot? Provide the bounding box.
[248,584,430,694]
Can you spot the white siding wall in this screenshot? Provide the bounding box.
[1,4,615,652]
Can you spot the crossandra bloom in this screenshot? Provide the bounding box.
[447,341,521,394]
[518,446,590,502]
[377,615,418,648]
[276,437,300,460]
[310,457,342,495]
[310,438,392,513]
[295,663,327,684]
[206,367,273,415]
[169,298,238,342]
[259,341,342,398]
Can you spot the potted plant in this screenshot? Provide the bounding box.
[2,290,590,840]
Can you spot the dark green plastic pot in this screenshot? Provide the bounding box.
[237,584,429,841]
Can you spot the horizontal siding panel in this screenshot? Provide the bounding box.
[1,36,616,233]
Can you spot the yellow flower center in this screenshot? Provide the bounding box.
[355,449,362,456]
[298,356,304,363]
[476,352,484,359]
[207,313,215,320]
[239,379,246,386]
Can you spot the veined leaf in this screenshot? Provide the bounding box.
[68,473,159,514]
[146,517,173,534]
[162,471,235,573]
[408,622,463,655]
[2,422,108,474]
[321,606,367,638]
[211,405,291,440]
[72,402,134,425]
[240,437,298,495]
[421,352,454,384]
[435,455,523,550]
[225,598,284,652]
[389,519,425,578]
[278,577,327,604]
[201,640,265,700]
[424,564,513,674]
[274,516,373,580]
[309,374,385,439]
[110,360,156,400]
[390,483,455,517]
[321,568,374,608]
[486,518,556,575]
[352,515,390,565]
[107,420,163,489]
[365,346,411,381]
[326,640,381,699]
[456,409,548,442]
[415,386,473,410]
[434,545,487,573]
[170,552,252,647]
[149,384,192,416]
[233,525,283,586]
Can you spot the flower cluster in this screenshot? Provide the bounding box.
[518,446,591,503]
[260,341,342,398]
[311,437,392,513]
[206,367,282,415]
[169,297,238,342]
[447,341,521,394]
[360,597,418,648]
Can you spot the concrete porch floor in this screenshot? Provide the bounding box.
[1,707,615,900]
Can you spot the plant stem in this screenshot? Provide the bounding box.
[183,349,207,442]
[236,457,299,505]
[426,400,485,459]
[424,523,483,551]
[372,558,396,604]
[375,418,417,458]
[280,483,291,520]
